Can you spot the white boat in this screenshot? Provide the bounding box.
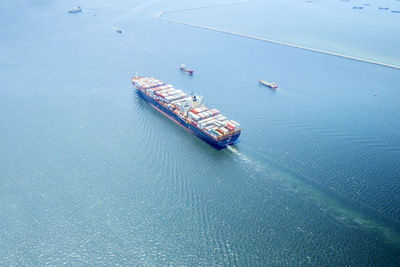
[68,7,82,14]
[258,80,278,89]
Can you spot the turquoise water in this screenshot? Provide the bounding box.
[1,0,400,265]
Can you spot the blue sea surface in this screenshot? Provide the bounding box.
[1,0,400,265]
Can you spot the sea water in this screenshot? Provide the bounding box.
[1,0,400,265]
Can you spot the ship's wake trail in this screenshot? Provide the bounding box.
[112,0,163,23]
[225,145,400,247]
[226,145,250,164]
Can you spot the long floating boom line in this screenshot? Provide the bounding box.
[158,2,400,70]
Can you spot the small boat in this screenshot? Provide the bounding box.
[352,6,364,9]
[180,64,193,75]
[258,80,278,89]
[392,10,400,13]
[68,6,82,14]
[114,28,122,33]
[378,7,389,10]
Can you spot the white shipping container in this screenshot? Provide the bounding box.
[226,121,239,130]
[205,111,213,118]
[173,93,185,99]
[208,108,220,116]
[205,124,217,130]
[216,116,226,122]
[197,111,212,119]
[163,89,174,95]
[192,106,207,114]
[191,107,201,114]
[166,93,185,103]
[205,125,217,134]
[164,96,174,103]
[220,127,229,134]
[197,116,214,125]
[193,114,201,121]
[155,89,166,95]
[199,119,216,129]
[190,113,201,121]
[212,115,223,121]
[230,120,240,126]
[171,97,186,105]
[215,121,223,127]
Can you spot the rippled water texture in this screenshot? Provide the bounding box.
[1,0,400,265]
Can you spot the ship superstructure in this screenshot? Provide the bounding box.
[132,76,241,148]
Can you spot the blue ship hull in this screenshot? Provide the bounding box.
[136,90,240,149]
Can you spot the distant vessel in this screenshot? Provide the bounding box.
[258,80,278,89]
[378,7,389,10]
[67,7,82,14]
[114,28,122,33]
[392,10,400,13]
[132,76,241,148]
[352,6,364,9]
[180,64,194,75]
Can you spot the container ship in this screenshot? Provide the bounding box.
[132,76,241,148]
[179,64,194,75]
[258,79,278,89]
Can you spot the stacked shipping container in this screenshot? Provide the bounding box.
[132,76,241,141]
